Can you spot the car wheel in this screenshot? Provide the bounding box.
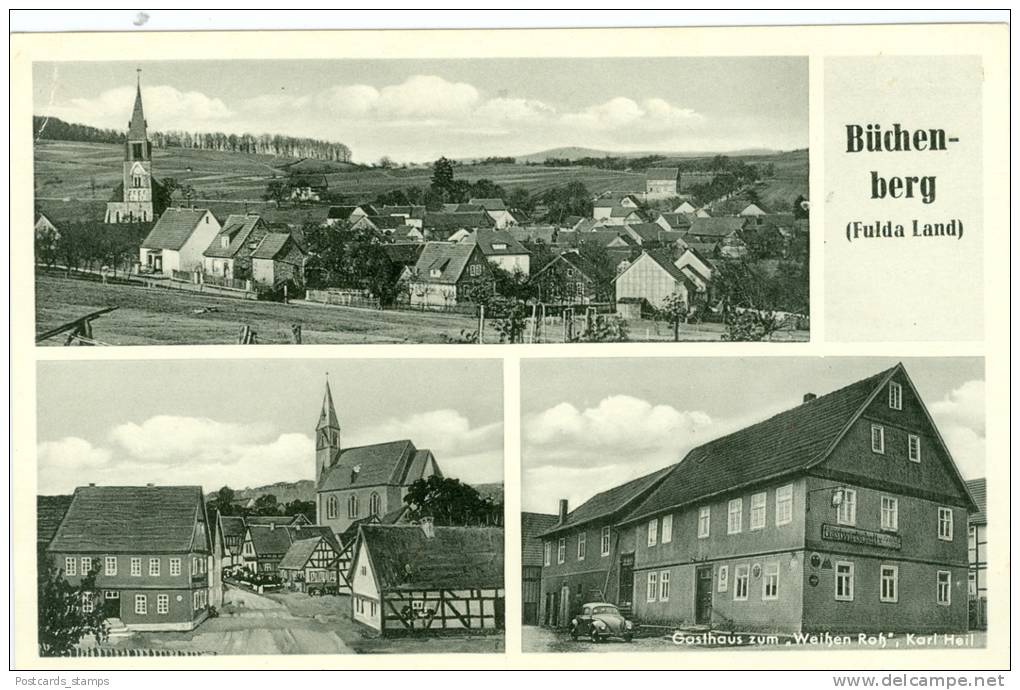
[623,634,633,643]
[570,627,579,641]
[590,631,600,643]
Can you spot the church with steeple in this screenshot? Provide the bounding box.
[314,380,443,539]
[105,70,166,223]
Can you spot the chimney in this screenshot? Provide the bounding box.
[88,483,96,487]
[270,523,275,531]
[803,393,817,403]
[146,482,154,487]
[420,516,435,539]
[351,464,361,484]
[558,499,569,524]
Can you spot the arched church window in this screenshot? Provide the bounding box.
[348,495,359,519]
[370,492,381,517]
[327,496,338,520]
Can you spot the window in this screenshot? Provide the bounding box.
[64,557,77,576]
[871,424,885,454]
[880,565,899,603]
[348,495,359,519]
[81,557,92,575]
[659,571,670,601]
[243,541,255,557]
[750,492,767,530]
[430,268,442,278]
[170,558,181,576]
[105,590,119,600]
[130,557,142,577]
[557,538,565,564]
[881,496,899,531]
[157,594,169,615]
[717,565,729,592]
[149,558,160,576]
[889,382,903,410]
[544,542,551,567]
[837,489,857,526]
[968,572,977,596]
[776,484,793,526]
[601,526,611,556]
[909,435,921,462]
[835,561,855,601]
[82,592,95,614]
[105,556,117,576]
[135,594,147,615]
[647,519,658,546]
[763,562,780,601]
[566,268,575,278]
[938,507,954,541]
[646,572,658,602]
[327,496,338,520]
[577,532,586,561]
[661,515,673,544]
[733,564,749,600]
[728,498,743,534]
[469,264,482,277]
[937,571,952,605]
[369,492,381,517]
[698,506,711,538]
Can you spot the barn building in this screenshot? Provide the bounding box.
[350,522,505,635]
[314,381,442,537]
[645,168,680,198]
[405,242,493,309]
[250,232,307,287]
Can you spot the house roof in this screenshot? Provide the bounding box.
[358,524,504,591]
[361,215,410,230]
[442,203,485,214]
[509,226,557,245]
[687,217,745,238]
[621,365,976,526]
[141,208,212,251]
[410,242,481,284]
[48,485,207,554]
[249,523,339,557]
[622,250,701,292]
[219,515,247,551]
[204,214,264,258]
[541,466,674,537]
[383,242,425,265]
[646,167,679,181]
[327,206,359,221]
[657,213,693,230]
[425,211,494,230]
[318,439,437,492]
[583,230,638,249]
[339,515,381,546]
[521,513,558,566]
[609,206,643,219]
[37,495,73,546]
[468,198,507,211]
[245,515,310,527]
[278,537,332,570]
[593,193,639,208]
[251,232,298,260]
[378,205,427,219]
[471,229,531,257]
[533,249,612,285]
[625,222,672,244]
[686,241,719,256]
[965,478,986,525]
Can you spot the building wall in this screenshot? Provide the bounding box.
[114,587,209,630]
[409,282,458,309]
[351,542,382,630]
[969,523,987,599]
[488,254,530,276]
[539,518,618,625]
[615,254,688,310]
[176,213,222,272]
[646,180,678,197]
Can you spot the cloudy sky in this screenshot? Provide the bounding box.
[32,57,807,163]
[521,357,985,514]
[36,358,503,496]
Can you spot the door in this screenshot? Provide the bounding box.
[559,586,571,627]
[695,566,713,625]
[618,553,635,608]
[102,591,121,619]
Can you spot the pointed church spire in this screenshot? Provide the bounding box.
[128,68,147,140]
[318,378,340,431]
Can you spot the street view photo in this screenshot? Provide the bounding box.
[36,358,505,656]
[33,57,808,345]
[520,358,987,652]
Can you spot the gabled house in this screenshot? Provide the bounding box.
[674,246,715,283]
[686,217,748,258]
[46,485,217,631]
[241,523,339,574]
[423,211,495,241]
[593,193,641,224]
[140,208,221,275]
[673,200,697,214]
[531,249,614,304]
[250,231,307,287]
[202,214,269,281]
[739,202,768,217]
[645,167,680,197]
[278,536,342,594]
[377,205,426,229]
[216,514,248,569]
[467,229,532,275]
[614,249,704,316]
[406,241,492,308]
[965,477,987,629]
[539,468,673,626]
[469,198,515,228]
[288,174,327,202]
[617,364,976,635]
[314,382,442,537]
[325,205,375,227]
[350,523,505,635]
[656,212,693,233]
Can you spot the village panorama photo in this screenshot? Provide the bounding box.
[520,357,987,652]
[32,57,808,345]
[35,358,505,656]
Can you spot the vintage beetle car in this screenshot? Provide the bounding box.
[570,602,634,642]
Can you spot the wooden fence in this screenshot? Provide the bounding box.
[306,288,382,310]
[55,647,215,657]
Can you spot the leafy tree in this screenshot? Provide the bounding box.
[571,313,630,342]
[207,486,237,517]
[506,187,534,214]
[489,297,529,343]
[536,181,593,223]
[37,555,107,656]
[252,494,281,516]
[721,309,783,342]
[303,222,397,300]
[403,476,502,526]
[658,291,690,341]
[283,499,316,523]
[430,157,455,195]
[263,178,290,208]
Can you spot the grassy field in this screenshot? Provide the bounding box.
[36,273,806,345]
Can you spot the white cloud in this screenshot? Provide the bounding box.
[43,85,232,131]
[377,75,479,119]
[929,379,986,478]
[560,97,702,132]
[109,415,270,463]
[474,97,556,124]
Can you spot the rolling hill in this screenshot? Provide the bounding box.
[516,145,782,164]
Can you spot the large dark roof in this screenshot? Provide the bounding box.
[318,440,439,492]
[521,513,558,566]
[411,242,480,284]
[965,478,986,524]
[37,495,73,546]
[249,524,339,556]
[382,242,425,265]
[468,198,507,211]
[48,486,207,554]
[424,211,495,231]
[471,229,530,257]
[251,232,298,260]
[142,208,214,251]
[687,217,744,238]
[621,367,901,525]
[646,167,679,181]
[204,214,264,258]
[279,536,335,570]
[358,524,504,591]
[541,466,673,537]
[533,249,613,285]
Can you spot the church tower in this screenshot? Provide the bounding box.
[315,380,342,484]
[105,70,155,223]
